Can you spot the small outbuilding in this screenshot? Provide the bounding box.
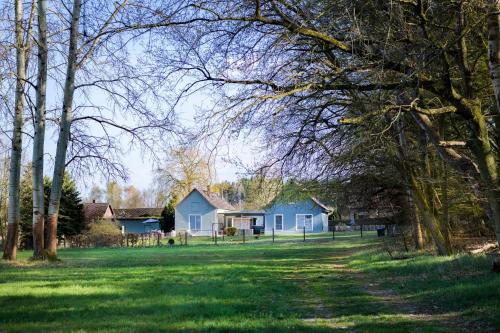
[114,208,163,234]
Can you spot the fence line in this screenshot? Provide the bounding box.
[58,227,382,249]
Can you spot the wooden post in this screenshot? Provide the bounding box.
[332,226,335,240]
[215,230,218,245]
[272,228,275,243]
[157,233,160,247]
[185,231,187,246]
[242,229,245,244]
[360,224,363,238]
[303,226,306,242]
[126,234,129,247]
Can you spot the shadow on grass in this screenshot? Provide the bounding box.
[0,234,489,332]
[346,242,500,330]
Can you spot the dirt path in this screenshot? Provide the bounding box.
[296,245,495,333]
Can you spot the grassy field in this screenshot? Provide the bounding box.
[0,231,499,332]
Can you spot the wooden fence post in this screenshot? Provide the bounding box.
[303,226,306,242]
[272,228,275,243]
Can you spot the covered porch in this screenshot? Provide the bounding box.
[217,210,266,235]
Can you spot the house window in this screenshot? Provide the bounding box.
[189,215,201,231]
[274,214,283,231]
[296,214,313,231]
[227,217,233,228]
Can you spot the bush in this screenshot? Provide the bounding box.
[127,233,139,247]
[84,219,123,247]
[225,227,237,236]
[168,238,175,246]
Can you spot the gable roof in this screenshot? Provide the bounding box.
[114,207,163,219]
[177,188,235,211]
[265,195,333,213]
[311,197,333,212]
[83,202,113,223]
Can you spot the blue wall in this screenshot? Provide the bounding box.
[119,219,160,234]
[175,190,217,235]
[264,199,327,233]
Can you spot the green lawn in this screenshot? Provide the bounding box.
[0,232,498,332]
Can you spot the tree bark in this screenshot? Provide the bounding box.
[488,0,500,246]
[414,212,425,250]
[395,115,424,249]
[410,174,452,256]
[46,0,81,259]
[3,0,27,261]
[32,0,48,260]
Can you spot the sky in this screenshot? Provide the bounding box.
[0,93,256,202]
[0,16,264,200]
[37,85,261,198]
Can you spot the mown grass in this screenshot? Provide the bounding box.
[0,231,498,332]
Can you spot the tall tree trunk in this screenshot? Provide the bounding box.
[468,105,500,248]
[396,115,424,249]
[414,212,425,249]
[3,0,27,260]
[410,174,452,256]
[32,0,48,260]
[46,0,81,259]
[0,155,9,248]
[488,0,500,246]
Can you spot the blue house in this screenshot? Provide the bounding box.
[175,189,236,236]
[264,197,330,233]
[175,188,332,235]
[115,208,163,234]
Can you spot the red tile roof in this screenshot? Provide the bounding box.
[83,202,113,224]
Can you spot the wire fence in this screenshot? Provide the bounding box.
[58,227,381,249]
[161,227,379,247]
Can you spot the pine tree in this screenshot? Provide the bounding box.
[161,193,178,232]
[44,174,85,241]
[19,165,33,249]
[19,171,85,249]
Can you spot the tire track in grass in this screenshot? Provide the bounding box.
[292,243,487,332]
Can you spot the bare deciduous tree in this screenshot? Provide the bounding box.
[3,0,35,260]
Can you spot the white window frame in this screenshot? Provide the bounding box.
[296,214,313,231]
[188,214,202,231]
[274,214,284,231]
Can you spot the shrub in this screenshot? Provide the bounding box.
[226,227,237,236]
[127,233,139,247]
[84,219,123,247]
[168,238,175,246]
